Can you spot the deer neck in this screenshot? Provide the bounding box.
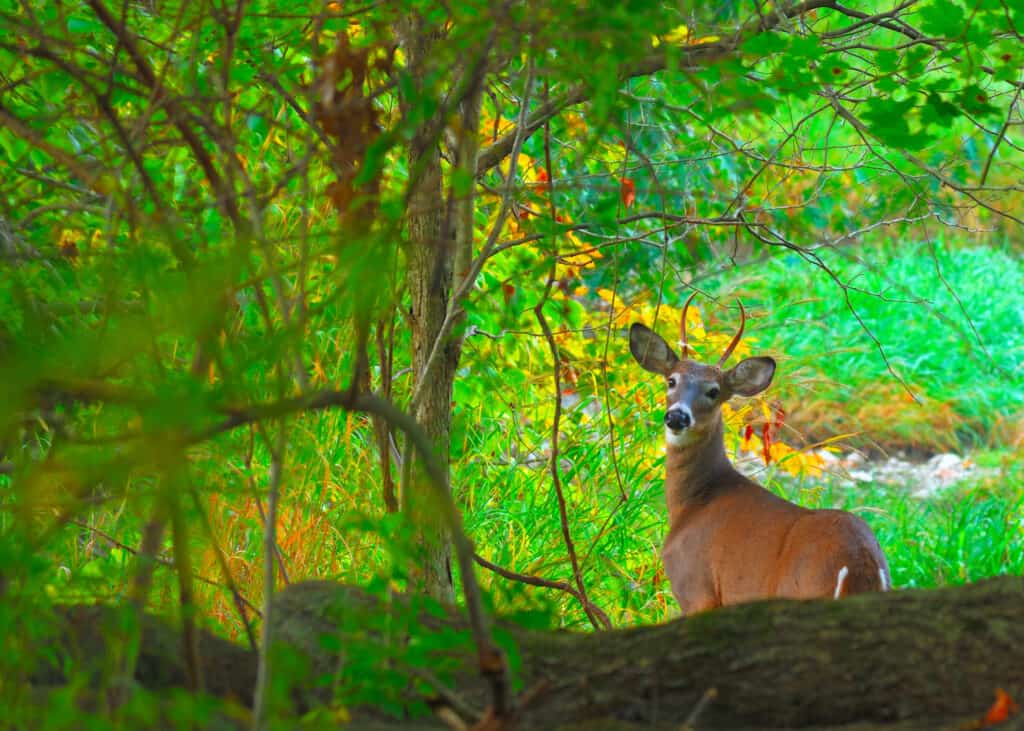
[664,416,736,515]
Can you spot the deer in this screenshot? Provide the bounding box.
[629,295,890,615]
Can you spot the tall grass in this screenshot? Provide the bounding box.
[707,239,1024,451]
[770,460,1024,590]
[22,242,1024,636]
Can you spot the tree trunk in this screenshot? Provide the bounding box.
[268,575,1024,729]
[32,577,1024,729]
[396,14,457,603]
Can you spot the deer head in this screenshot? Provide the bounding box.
[629,295,776,448]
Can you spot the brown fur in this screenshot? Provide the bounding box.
[630,323,890,615]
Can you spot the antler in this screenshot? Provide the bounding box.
[717,300,746,367]
[679,291,698,358]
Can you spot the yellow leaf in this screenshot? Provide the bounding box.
[563,112,588,136]
[660,24,691,45]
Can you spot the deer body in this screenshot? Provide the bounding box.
[631,300,889,614]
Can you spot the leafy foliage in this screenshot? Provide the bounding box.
[0,0,1022,725]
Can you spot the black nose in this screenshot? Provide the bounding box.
[665,409,691,431]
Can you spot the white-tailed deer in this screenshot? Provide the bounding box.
[629,295,890,614]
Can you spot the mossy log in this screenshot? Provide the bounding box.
[35,576,1024,729]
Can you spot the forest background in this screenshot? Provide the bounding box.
[0,0,1022,727]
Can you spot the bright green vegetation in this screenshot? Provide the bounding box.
[706,239,1024,452]
[460,420,1024,629]
[2,0,1023,726]
[778,458,1024,590]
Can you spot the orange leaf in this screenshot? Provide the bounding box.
[536,168,549,192]
[983,688,1019,725]
[620,177,636,208]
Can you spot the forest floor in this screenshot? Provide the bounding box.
[743,448,998,499]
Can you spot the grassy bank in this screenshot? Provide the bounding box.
[706,239,1024,452]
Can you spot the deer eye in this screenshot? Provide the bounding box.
[667,377,677,388]
[706,386,720,400]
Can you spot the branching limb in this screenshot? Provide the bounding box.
[473,553,612,628]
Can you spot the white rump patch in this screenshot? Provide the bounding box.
[879,568,889,591]
[833,565,849,599]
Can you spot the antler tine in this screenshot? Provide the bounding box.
[717,300,746,367]
[679,291,698,358]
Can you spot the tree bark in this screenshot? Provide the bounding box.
[268,576,1024,729]
[32,577,1024,729]
[395,14,457,603]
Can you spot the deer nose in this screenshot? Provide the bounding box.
[665,409,691,431]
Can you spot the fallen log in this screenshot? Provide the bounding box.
[31,575,1024,729]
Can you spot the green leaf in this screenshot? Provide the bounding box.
[923,92,960,124]
[67,14,103,34]
[919,1,966,37]
[957,84,999,117]
[741,32,787,57]
[860,98,919,149]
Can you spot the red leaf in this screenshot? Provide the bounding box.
[742,424,754,449]
[983,688,1019,725]
[620,177,636,208]
[761,423,772,464]
[536,169,549,192]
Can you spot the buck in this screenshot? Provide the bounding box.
[629,296,890,614]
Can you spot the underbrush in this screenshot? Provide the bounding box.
[12,241,1023,640]
[19,433,1024,640]
[707,239,1024,453]
[765,450,1024,590]
[463,448,1024,627]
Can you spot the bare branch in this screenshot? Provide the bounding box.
[475,0,842,177]
[473,553,612,629]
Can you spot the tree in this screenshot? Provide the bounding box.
[30,575,1024,729]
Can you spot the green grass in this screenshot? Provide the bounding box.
[460,443,1024,628]
[706,239,1024,451]
[12,241,1024,640]
[771,462,1024,590]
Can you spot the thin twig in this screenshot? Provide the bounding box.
[679,687,718,730]
[186,486,260,650]
[170,486,203,692]
[355,392,511,716]
[473,553,612,628]
[979,81,1023,186]
[246,424,291,585]
[67,517,260,617]
[252,427,285,731]
[533,216,610,630]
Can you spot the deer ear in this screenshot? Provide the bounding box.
[629,323,679,375]
[724,356,776,397]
